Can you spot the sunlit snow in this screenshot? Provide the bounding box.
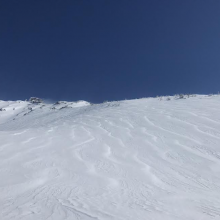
[0,95,220,220]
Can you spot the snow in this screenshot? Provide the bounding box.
[0,95,220,220]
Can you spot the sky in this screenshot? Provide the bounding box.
[0,0,220,103]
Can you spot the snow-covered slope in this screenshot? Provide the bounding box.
[0,95,220,220]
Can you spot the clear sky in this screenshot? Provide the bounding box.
[0,1,220,103]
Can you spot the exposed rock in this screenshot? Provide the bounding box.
[29,97,43,104]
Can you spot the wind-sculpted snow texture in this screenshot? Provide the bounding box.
[0,96,220,220]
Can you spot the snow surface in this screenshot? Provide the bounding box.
[0,95,220,220]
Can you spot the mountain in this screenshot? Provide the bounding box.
[0,95,220,220]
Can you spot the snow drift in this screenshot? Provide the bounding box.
[0,95,220,220]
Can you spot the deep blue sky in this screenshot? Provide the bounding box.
[0,1,220,103]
